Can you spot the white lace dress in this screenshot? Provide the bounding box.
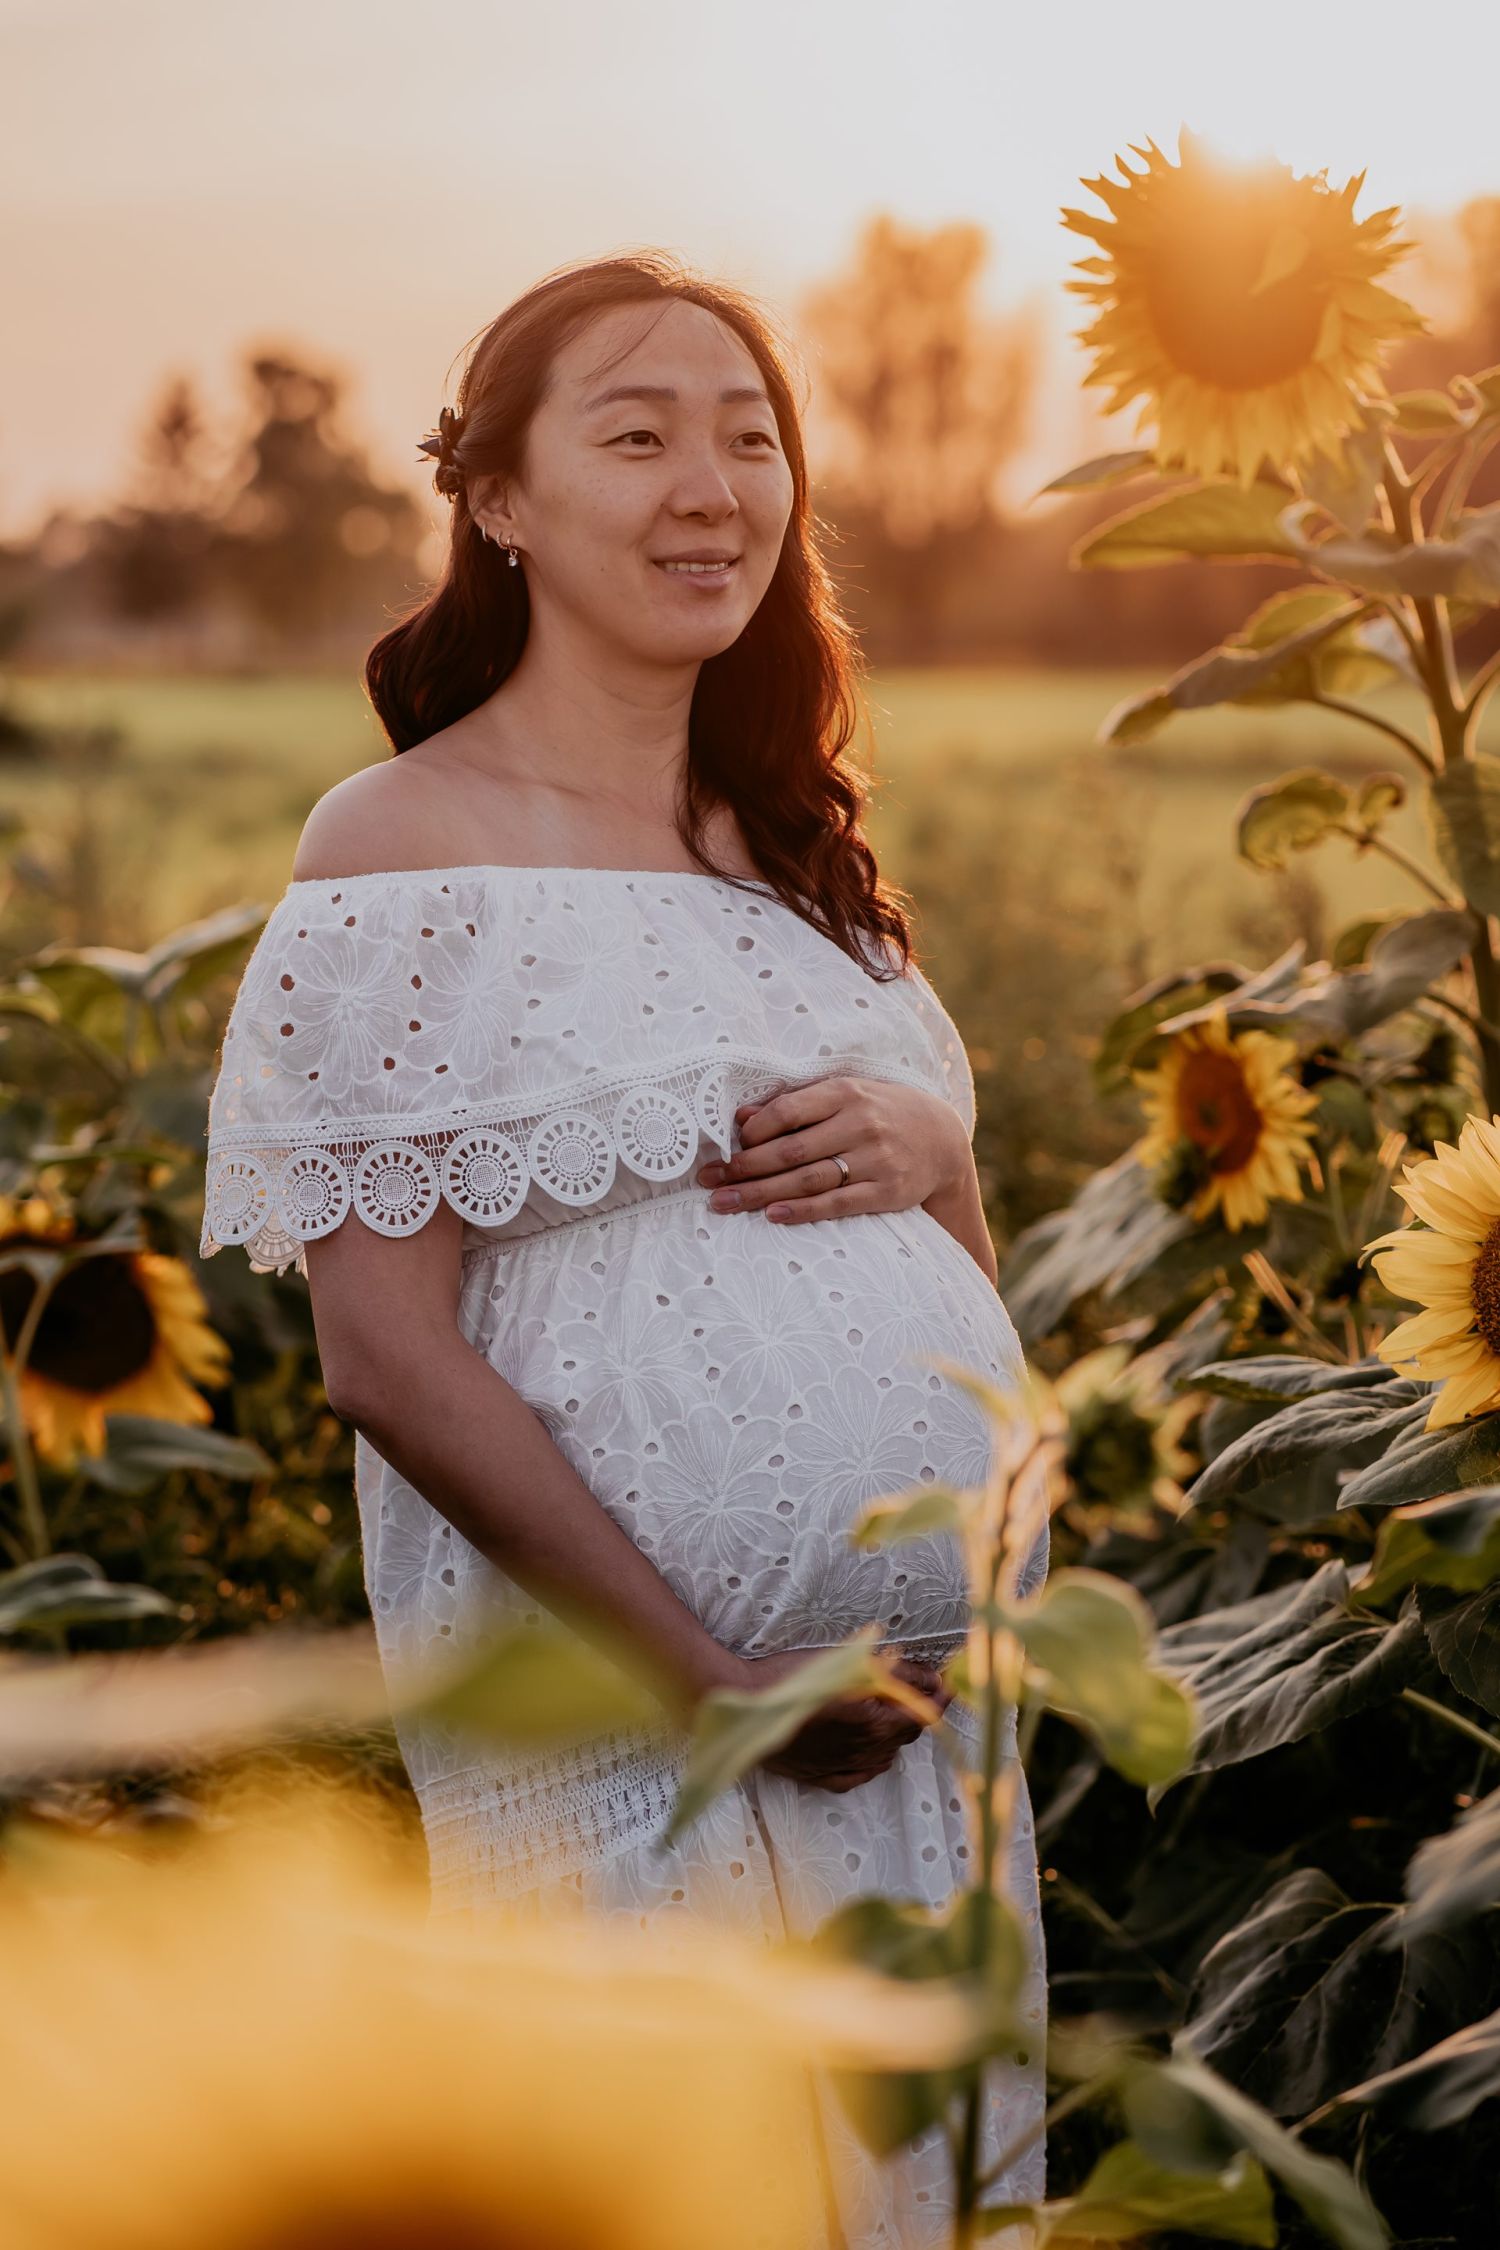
[201,862,1048,2248]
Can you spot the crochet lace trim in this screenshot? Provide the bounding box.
[416,1630,1011,1909]
[201,1044,949,1275]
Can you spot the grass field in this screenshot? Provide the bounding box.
[8,663,1489,967]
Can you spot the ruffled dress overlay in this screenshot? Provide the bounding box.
[201,864,1049,2246]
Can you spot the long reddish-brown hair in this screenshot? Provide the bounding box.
[364,250,914,977]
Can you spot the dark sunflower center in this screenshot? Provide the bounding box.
[1175,1046,1263,1175]
[1142,189,1330,392]
[245,2200,567,2250]
[0,1240,157,1392]
[1470,1222,1500,1359]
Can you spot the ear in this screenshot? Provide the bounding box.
[467,470,518,545]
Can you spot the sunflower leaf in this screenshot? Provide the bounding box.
[1127,2051,1390,2250]
[1183,1378,1431,1522]
[1353,1487,1500,1605]
[0,1553,181,1637]
[1397,1787,1500,1942]
[1416,1582,1500,1719]
[1033,448,1160,496]
[1181,1864,1497,2129]
[1076,481,1303,571]
[1001,1568,1196,1786]
[1237,770,1352,871]
[1280,496,1500,604]
[1333,2005,1500,2130]
[1028,2141,1276,2245]
[1151,1559,1431,1777]
[1337,1411,1500,1512]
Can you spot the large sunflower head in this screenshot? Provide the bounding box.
[0,1195,230,1471]
[0,1772,946,2250]
[1359,1113,1500,1431]
[1130,1006,1321,1234]
[1062,126,1426,486]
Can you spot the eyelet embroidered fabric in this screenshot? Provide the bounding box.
[200,863,1048,2242]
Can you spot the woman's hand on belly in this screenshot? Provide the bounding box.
[729,1648,954,1792]
[697,1077,971,1228]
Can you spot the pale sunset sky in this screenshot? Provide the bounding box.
[5,0,1500,541]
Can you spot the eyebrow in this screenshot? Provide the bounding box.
[579,382,773,415]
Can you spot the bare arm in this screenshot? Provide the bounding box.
[922,1147,1000,1288]
[306,1195,746,1724]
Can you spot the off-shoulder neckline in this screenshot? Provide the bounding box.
[282,862,779,891]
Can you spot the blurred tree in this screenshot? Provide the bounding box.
[215,349,425,657]
[802,215,1040,658]
[94,375,220,626]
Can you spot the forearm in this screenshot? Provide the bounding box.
[921,1141,999,1288]
[339,1342,746,1722]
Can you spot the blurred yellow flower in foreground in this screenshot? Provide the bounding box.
[1360,1114,1500,1431]
[0,1771,990,2250]
[0,1194,230,1469]
[1062,126,1424,485]
[1130,1006,1320,1234]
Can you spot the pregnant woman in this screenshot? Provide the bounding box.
[201,253,1048,2246]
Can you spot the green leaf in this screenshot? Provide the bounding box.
[1153,1560,1430,1777]
[664,1628,890,1843]
[1033,2140,1276,2244]
[405,1615,663,1751]
[1295,423,1390,538]
[1354,1487,1500,1605]
[0,1553,181,1637]
[1337,1409,1500,1513]
[1429,762,1500,917]
[1152,910,1472,1047]
[1184,1376,1431,1525]
[76,1416,273,1496]
[847,1483,974,1550]
[1399,1787,1500,1942]
[1282,497,1500,603]
[1238,770,1352,871]
[1417,1581,1500,1719]
[1181,1866,1480,2120]
[1356,773,1406,827]
[1391,389,1468,432]
[811,1890,1032,2156]
[1334,2005,1500,2130]
[1137,2051,1390,2250]
[1185,1355,1400,1409]
[995,1149,1198,1344]
[1076,481,1302,571]
[1097,598,1376,747]
[1034,449,1159,496]
[1000,1568,1196,1786]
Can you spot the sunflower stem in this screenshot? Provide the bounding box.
[1463,645,1500,729]
[1431,422,1500,540]
[1401,1688,1500,1763]
[1329,823,1456,905]
[1304,693,1435,775]
[0,1265,60,1564]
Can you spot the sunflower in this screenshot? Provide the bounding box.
[1130,1007,1321,1233]
[0,1195,230,1470]
[1359,1114,1500,1431]
[0,1771,979,2250]
[1062,126,1425,486]
[1053,1342,1199,1513]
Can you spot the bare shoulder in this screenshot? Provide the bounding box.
[290,757,465,883]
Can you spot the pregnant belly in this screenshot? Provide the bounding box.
[467,1193,1030,1662]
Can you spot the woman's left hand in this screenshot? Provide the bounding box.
[696,1077,969,1225]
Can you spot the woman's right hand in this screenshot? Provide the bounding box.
[730,1647,953,1791]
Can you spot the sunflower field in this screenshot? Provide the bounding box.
[4,128,1500,2250]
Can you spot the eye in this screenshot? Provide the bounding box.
[611,429,663,449]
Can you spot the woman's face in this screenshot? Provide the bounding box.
[479,298,796,665]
